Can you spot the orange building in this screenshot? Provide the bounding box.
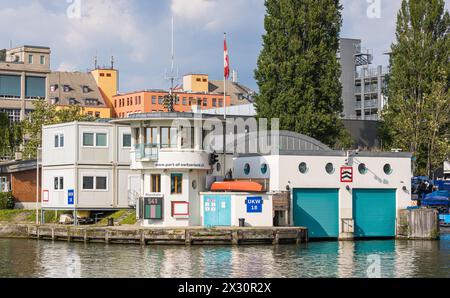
[113,90,231,118]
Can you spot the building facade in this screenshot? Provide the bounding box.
[49,72,112,118]
[0,159,41,210]
[233,151,412,239]
[339,38,388,121]
[0,45,51,123]
[113,90,232,118]
[41,122,136,211]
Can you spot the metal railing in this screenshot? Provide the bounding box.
[134,144,159,161]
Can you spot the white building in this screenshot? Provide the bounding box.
[233,150,412,239]
[41,121,137,211]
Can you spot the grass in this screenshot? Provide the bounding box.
[98,210,137,226]
[0,209,61,224]
[120,212,137,225]
[0,209,136,226]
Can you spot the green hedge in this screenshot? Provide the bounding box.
[0,192,15,210]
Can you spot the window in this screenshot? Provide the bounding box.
[326,163,335,174]
[100,73,105,77]
[82,176,107,191]
[151,174,161,192]
[54,177,64,190]
[69,98,78,105]
[212,98,217,107]
[28,54,33,64]
[182,97,187,105]
[359,163,368,175]
[54,133,64,148]
[96,177,107,190]
[219,99,224,107]
[171,174,183,194]
[95,112,101,118]
[40,55,45,65]
[152,96,156,104]
[82,86,91,93]
[122,133,132,148]
[83,133,94,146]
[261,163,268,175]
[106,73,111,77]
[384,164,393,175]
[299,162,309,174]
[244,163,251,175]
[191,180,197,190]
[63,85,71,92]
[83,176,94,190]
[161,127,177,148]
[145,127,158,145]
[96,133,107,146]
[158,96,164,104]
[50,84,58,92]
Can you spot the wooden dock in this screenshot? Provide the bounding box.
[19,225,308,245]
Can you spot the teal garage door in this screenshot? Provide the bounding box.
[353,189,396,238]
[293,189,339,238]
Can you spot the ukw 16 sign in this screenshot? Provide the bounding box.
[246,197,263,213]
[340,167,353,183]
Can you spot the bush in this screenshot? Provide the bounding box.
[0,192,15,210]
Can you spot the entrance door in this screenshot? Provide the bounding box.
[293,189,339,238]
[353,189,396,237]
[203,195,231,227]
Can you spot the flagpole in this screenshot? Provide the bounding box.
[223,32,227,179]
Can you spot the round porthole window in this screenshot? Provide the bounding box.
[216,163,221,172]
[384,164,393,175]
[261,163,268,175]
[359,163,368,175]
[244,163,251,175]
[325,163,335,174]
[192,180,197,190]
[299,162,309,174]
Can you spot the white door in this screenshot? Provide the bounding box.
[128,175,141,207]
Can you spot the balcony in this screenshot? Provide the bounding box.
[134,144,159,161]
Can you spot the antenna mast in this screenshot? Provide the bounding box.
[165,16,179,95]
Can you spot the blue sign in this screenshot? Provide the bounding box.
[246,196,263,213]
[68,189,75,205]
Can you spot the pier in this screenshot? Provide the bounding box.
[0,225,308,246]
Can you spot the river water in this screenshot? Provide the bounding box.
[0,233,449,278]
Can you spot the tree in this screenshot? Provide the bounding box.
[0,113,23,159]
[22,100,95,158]
[0,49,5,62]
[254,0,344,147]
[382,0,449,176]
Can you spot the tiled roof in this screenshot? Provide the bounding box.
[48,72,107,107]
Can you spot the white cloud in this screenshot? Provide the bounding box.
[57,62,78,72]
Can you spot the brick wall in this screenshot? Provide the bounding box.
[11,169,41,203]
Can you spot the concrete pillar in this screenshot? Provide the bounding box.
[20,72,26,121]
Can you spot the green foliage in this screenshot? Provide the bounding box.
[0,113,23,158]
[0,192,15,210]
[22,100,95,158]
[254,0,344,147]
[26,210,60,224]
[163,94,176,112]
[0,49,5,62]
[382,0,450,176]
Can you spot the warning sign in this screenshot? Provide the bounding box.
[340,167,353,183]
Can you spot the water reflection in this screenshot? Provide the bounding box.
[0,235,448,278]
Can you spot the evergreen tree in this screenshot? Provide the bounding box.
[382,0,449,176]
[254,0,344,147]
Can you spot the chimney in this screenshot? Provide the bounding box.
[231,70,238,83]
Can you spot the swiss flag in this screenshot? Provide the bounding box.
[224,36,230,79]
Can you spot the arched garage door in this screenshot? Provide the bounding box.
[353,189,396,238]
[293,189,339,238]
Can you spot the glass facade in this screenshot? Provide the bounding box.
[0,75,21,98]
[25,76,46,99]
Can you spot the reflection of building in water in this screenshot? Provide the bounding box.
[0,239,39,277]
[337,241,355,278]
[38,242,81,278]
[230,246,276,278]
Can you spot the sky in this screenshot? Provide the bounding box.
[0,0,448,93]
